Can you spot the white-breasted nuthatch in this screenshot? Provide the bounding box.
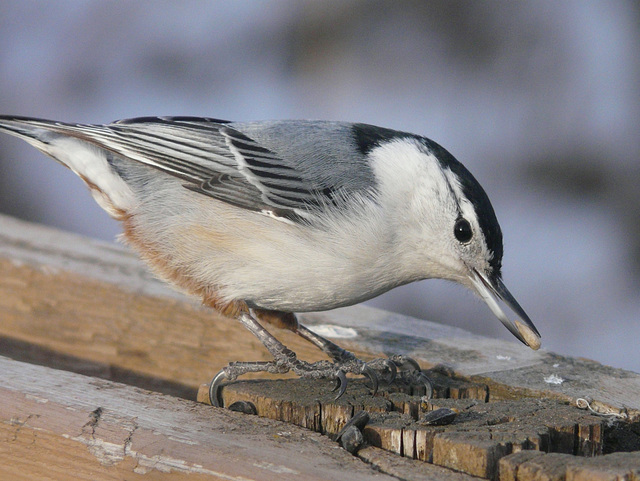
[0,116,541,404]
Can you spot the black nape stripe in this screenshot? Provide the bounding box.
[351,123,415,155]
[423,138,504,275]
[352,121,504,276]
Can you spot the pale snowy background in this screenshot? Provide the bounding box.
[0,1,638,372]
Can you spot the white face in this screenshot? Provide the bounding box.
[368,138,540,349]
[368,138,494,285]
[437,166,497,287]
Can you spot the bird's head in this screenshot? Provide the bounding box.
[368,133,541,350]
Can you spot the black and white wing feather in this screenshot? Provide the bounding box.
[215,126,338,217]
[1,116,373,222]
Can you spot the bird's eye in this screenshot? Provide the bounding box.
[454,218,473,243]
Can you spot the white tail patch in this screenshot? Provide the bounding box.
[44,137,136,219]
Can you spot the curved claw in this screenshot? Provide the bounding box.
[333,370,348,400]
[404,357,422,371]
[209,370,228,408]
[391,355,421,372]
[380,358,398,384]
[362,366,379,397]
[416,371,434,399]
[330,377,341,393]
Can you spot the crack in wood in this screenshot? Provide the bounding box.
[122,422,138,458]
[83,406,103,438]
[9,413,38,442]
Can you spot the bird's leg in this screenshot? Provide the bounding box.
[295,323,432,397]
[219,308,433,403]
[209,311,347,407]
[295,323,358,362]
[252,309,423,378]
[294,323,389,395]
[251,309,364,366]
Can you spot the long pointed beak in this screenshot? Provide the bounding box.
[470,269,541,350]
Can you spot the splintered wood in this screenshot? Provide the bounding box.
[198,371,640,481]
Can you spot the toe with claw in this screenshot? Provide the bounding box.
[361,358,398,385]
[395,364,434,398]
[416,371,434,399]
[361,366,379,396]
[209,369,229,408]
[330,370,349,399]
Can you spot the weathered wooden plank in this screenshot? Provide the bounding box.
[0,213,638,421]
[197,376,640,480]
[304,307,640,420]
[499,451,640,481]
[0,215,350,401]
[0,356,402,481]
[357,446,481,481]
[498,450,546,481]
[2,214,640,480]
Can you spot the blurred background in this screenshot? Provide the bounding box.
[0,1,638,372]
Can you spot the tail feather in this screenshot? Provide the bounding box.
[0,116,61,152]
[0,116,135,219]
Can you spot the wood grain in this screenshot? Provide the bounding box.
[1,213,638,419]
[0,356,402,481]
[1,213,640,480]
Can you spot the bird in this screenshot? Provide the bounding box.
[0,115,541,406]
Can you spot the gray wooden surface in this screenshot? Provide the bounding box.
[0,355,408,480]
[1,212,639,479]
[1,212,637,419]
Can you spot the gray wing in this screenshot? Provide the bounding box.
[24,116,377,221]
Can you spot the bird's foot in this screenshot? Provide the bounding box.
[328,353,433,398]
[209,313,432,408]
[389,355,434,398]
[209,355,348,407]
[209,353,432,408]
[295,324,432,396]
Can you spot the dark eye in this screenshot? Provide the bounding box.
[454,218,473,243]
